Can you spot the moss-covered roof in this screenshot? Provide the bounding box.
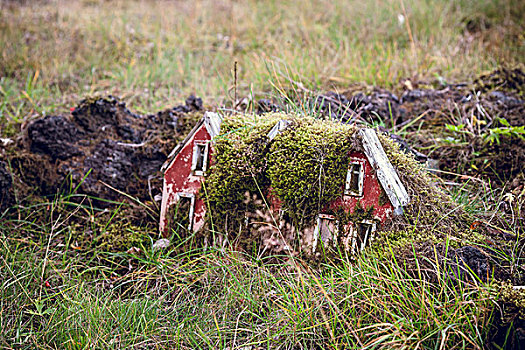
[202,113,473,246]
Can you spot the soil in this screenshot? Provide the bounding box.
[3,95,203,209]
[0,161,12,210]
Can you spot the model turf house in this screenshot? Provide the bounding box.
[160,112,410,255]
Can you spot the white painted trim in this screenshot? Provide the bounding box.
[191,141,209,176]
[344,158,365,197]
[350,220,377,254]
[203,112,222,139]
[359,129,410,215]
[175,192,196,231]
[312,214,338,252]
[159,177,170,234]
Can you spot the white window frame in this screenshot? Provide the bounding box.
[175,192,195,231]
[344,159,365,197]
[312,214,339,252]
[350,220,376,254]
[191,141,209,176]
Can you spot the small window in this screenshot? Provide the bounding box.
[173,193,195,232]
[344,160,364,196]
[192,142,209,176]
[350,220,376,254]
[312,214,338,252]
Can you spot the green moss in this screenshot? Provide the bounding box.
[203,113,359,233]
[266,118,357,228]
[72,209,152,253]
[203,113,482,257]
[93,222,148,252]
[496,281,525,319]
[379,133,474,237]
[204,113,284,234]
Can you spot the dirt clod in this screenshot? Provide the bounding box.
[0,160,12,210]
[7,95,202,206]
[28,115,82,160]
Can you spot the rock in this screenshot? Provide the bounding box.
[152,238,170,251]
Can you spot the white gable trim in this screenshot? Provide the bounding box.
[359,129,410,215]
[267,119,291,141]
[161,112,222,173]
[203,112,222,139]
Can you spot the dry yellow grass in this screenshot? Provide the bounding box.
[1,0,523,120]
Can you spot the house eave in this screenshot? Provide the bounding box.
[161,112,223,174]
[161,118,205,173]
[359,128,410,215]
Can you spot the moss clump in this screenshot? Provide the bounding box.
[93,222,149,252]
[204,113,284,234]
[369,228,486,259]
[204,113,359,234]
[266,118,357,228]
[72,208,152,253]
[496,282,525,319]
[378,133,474,237]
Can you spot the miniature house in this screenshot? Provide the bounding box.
[159,113,410,255]
[159,112,222,234]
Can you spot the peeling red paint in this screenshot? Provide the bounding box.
[330,151,394,222]
[159,124,211,235]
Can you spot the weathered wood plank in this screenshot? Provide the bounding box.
[203,111,222,139]
[267,119,291,141]
[359,128,410,215]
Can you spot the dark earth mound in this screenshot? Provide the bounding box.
[307,67,525,189]
[1,95,203,211]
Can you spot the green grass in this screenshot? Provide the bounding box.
[1,0,524,348]
[1,0,524,128]
[0,197,501,349]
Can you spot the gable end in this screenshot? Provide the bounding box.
[161,112,222,173]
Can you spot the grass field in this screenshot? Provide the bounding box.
[1,0,524,349]
[1,0,523,119]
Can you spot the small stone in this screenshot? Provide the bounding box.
[152,238,170,251]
